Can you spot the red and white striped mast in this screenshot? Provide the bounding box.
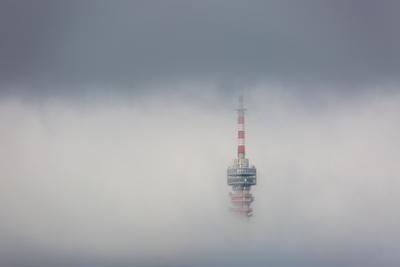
[237,95,246,160]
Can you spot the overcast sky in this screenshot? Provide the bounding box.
[1,0,400,98]
[1,1,400,267]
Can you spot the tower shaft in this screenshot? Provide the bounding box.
[227,95,257,217]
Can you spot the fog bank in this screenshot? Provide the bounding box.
[0,87,399,266]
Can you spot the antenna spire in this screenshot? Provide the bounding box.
[237,94,246,159]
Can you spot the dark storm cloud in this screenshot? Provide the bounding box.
[1,0,400,96]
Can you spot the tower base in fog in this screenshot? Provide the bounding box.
[227,158,257,217]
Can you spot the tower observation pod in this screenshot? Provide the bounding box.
[227,95,257,217]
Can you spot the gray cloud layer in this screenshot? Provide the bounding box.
[1,0,400,97]
[1,90,400,266]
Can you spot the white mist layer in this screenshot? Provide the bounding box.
[0,88,399,266]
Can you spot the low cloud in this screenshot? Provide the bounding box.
[0,86,399,266]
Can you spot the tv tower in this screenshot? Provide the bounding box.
[227,95,257,217]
